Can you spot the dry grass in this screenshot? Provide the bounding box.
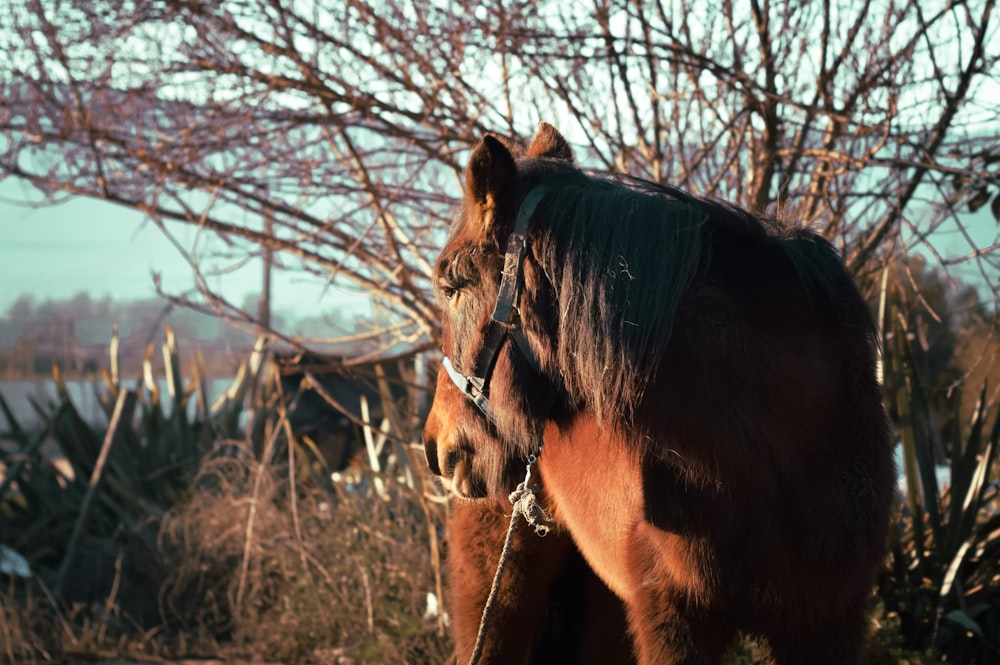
[3,332,994,663]
[156,440,451,663]
[1,577,51,663]
[1,440,452,664]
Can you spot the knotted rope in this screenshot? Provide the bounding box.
[467,448,554,665]
[509,481,554,538]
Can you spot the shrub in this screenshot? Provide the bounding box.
[0,329,450,662]
[876,314,1000,663]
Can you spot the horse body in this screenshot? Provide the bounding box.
[424,123,895,664]
[534,242,891,662]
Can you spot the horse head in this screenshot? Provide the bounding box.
[423,123,573,498]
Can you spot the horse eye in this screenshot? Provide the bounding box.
[442,285,458,301]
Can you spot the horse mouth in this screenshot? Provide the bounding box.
[444,456,488,499]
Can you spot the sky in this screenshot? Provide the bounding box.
[1,175,996,323]
[1,180,193,310]
[0,177,368,319]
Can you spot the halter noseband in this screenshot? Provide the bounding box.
[442,186,550,418]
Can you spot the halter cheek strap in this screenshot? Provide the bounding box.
[442,186,551,417]
[440,190,560,665]
[442,356,489,415]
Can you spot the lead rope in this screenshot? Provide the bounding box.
[467,446,554,665]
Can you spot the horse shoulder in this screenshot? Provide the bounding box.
[537,416,647,602]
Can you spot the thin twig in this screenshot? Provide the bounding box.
[274,373,311,579]
[235,401,285,612]
[358,560,374,636]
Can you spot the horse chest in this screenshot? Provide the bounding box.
[537,418,644,602]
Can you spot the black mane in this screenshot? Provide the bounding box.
[520,163,852,424]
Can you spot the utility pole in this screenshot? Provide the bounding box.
[259,214,273,335]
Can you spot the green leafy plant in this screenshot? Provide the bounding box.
[879,312,1000,663]
[0,326,264,635]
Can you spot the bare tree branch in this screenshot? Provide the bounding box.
[1,0,997,357]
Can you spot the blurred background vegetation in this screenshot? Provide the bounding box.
[1,0,999,663]
[1,328,452,663]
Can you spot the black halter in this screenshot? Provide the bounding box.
[441,186,550,418]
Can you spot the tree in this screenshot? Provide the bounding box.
[882,255,999,455]
[1,0,998,357]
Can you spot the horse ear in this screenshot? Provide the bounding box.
[465,134,518,242]
[526,122,573,161]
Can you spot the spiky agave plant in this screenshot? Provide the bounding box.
[879,313,1000,663]
[0,326,264,588]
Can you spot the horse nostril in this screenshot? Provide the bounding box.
[423,435,442,476]
[445,448,464,477]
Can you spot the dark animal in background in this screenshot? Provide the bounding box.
[276,351,413,475]
[423,123,895,664]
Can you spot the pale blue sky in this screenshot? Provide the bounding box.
[1,177,996,320]
[0,177,366,317]
[0,183,191,310]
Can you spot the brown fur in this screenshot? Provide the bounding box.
[424,123,895,664]
[446,495,634,664]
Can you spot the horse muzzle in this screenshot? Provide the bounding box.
[423,431,487,499]
[423,377,489,499]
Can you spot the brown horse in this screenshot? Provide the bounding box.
[423,123,895,664]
